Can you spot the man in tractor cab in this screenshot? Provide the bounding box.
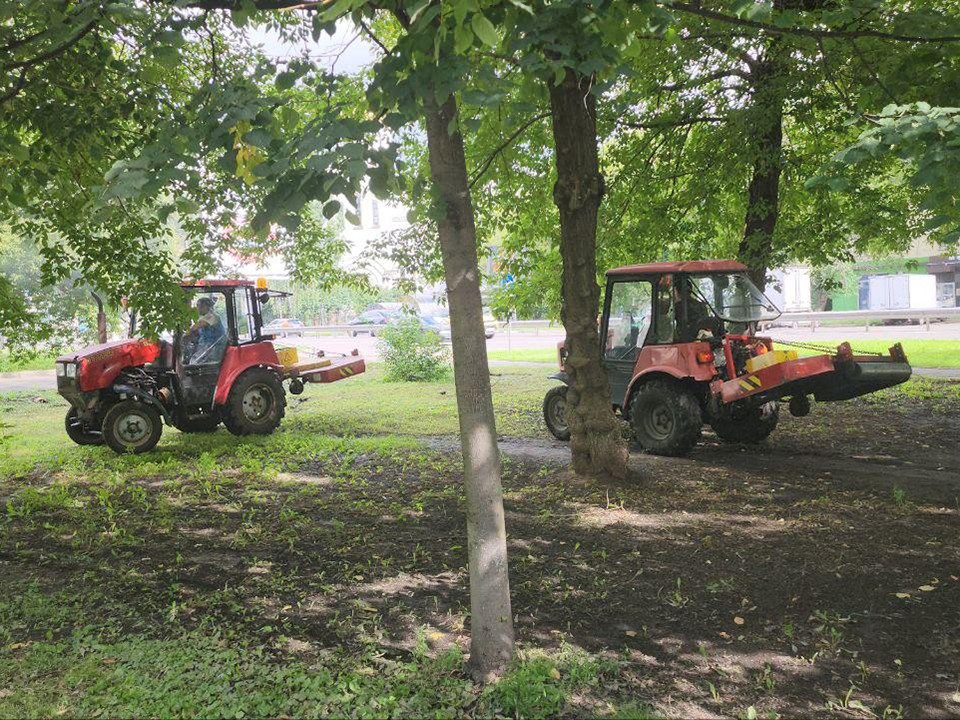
[186,296,226,364]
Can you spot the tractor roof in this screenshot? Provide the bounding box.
[606,260,747,277]
[181,279,255,288]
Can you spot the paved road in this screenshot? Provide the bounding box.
[0,369,55,393]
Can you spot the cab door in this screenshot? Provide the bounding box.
[179,289,233,407]
[600,277,655,407]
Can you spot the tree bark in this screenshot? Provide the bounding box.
[548,69,630,479]
[739,44,788,290]
[422,94,515,681]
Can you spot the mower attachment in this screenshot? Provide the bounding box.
[283,353,366,385]
[720,343,912,405]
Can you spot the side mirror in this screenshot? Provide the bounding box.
[258,292,270,305]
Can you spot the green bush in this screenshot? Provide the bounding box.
[377,317,450,382]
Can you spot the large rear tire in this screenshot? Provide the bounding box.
[101,400,163,454]
[221,367,286,436]
[629,379,702,456]
[65,407,103,446]
[711,402,779,443]
[543,385,571,441]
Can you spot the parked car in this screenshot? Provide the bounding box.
[418,315,449,340]
[348,310,397,337]
[423,307,496,339]
[264,318,305,337]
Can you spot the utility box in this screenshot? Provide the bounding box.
[863,274,937,310]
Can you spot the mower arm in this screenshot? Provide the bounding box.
[283,354,365,384]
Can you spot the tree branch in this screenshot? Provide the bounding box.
[358,18,390,56]
[469,111,550,189]
[664,1,960,43]
[616,115,726,130]
[2,17,101,72]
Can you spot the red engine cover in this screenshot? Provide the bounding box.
[58,339,161,393]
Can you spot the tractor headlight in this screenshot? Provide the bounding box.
[56,363,66,377]
[65,362,77,378]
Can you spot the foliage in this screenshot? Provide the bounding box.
[0,228,119,350]
[1,4,398,340]
[809,103,960,246]
[377,317,451,382]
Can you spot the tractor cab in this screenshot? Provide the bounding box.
[543,260,912,456]
[598,261,780,405]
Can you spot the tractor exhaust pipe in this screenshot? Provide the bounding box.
[91,292,107,344]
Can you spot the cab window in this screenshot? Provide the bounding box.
[184,290,228,365]
[604,280,653,362]
[234,289,256,343]
[653,276,676,344]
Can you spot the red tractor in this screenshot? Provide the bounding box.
[543,260,912,456]
[56,279,365,454]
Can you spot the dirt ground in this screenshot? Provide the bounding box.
[2,378,959,718]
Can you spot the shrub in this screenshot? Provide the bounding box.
[377,317,450,382]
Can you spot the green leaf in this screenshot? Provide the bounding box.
[471,13,498,48]
[454,23,474,54]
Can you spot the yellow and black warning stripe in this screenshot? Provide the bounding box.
[339,365,356,377]
[737,375,763,392]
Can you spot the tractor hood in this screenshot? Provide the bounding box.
[57,339,161,393]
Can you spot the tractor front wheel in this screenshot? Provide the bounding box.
[629,380,702,456]
[65,407,103,446]
[711,402,779,444]
[543,386,571,441]
[102,400,163,454]
[222,367,286,436]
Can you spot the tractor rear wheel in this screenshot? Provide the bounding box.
[711,401,779,444]
[221,367,286,436]
[543,386,571,441]
[65,407,103,446]
[629,379,702,456]
[102,400,163,454]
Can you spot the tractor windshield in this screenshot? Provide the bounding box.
[690,273,781,324]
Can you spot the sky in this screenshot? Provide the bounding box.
[248,20,375,75]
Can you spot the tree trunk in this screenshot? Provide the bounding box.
[548,69,630,479]
[422,94,514,681]
[739,45,787,290]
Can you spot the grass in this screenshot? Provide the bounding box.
[490,339,960,368]
[0,370,650,718]
[2,363,957,717]
[0,365,556,478]
[0,350,60,373]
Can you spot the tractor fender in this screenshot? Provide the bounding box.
[213,344,283,406]
[548,371,570,385]
[112,383,174,425]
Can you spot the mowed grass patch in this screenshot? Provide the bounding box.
[0,365,556,479]
[491,338,960,368]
